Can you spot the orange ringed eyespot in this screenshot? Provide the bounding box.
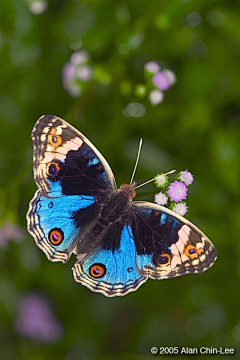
[158,253,171,265]
[48,162,60,177]
[184,244,198,259]
[48,128,62,148]
[89,263,106,278]
[48,228,64,245]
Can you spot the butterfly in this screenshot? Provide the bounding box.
[27,115,217,297]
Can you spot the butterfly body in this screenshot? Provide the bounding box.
[27,115,217,297]
[73,185,134,255]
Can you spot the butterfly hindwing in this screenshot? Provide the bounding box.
[27,115,116,262]
[27,188,100,262]
[129,202,217,280]
[73,224,147,297]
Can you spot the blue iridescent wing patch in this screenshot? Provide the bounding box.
[129,202,217,280]
[73,225,147,297]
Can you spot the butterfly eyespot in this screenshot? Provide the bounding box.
[47,162,60,177]
[89,263,106,278]
[48,128,63,148]
[158,253,171,265]
[96,165,102,170]
[184,245,198,259]
[48,228,64,245]
[154,211,159,217]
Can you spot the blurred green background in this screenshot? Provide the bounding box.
[0,0,240,359]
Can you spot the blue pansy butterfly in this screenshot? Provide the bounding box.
[27,115,217,297]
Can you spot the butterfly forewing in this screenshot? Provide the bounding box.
[31,115,116,195]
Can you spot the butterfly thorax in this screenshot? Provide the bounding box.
[118,183,136,200]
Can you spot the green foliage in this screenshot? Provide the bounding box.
[0,0,239,359]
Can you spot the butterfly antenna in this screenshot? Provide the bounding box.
[134,169,176,190]
[130,138,143,186]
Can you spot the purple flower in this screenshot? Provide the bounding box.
[62,62,82,98]
[62,50,93,97]
[155,192,168,206]
[172,202,188,216]
[144,61,160,74]
[0,221,24,249]
[62,62,75,83]
[15,293,63,343]
[152,71,171,91]
[179,170,194,185]
[167,181,188,202]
